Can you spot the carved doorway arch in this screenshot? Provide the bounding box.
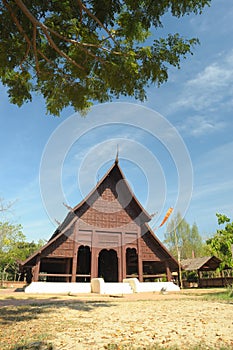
[77,245,91,281]
[98,249,118,282]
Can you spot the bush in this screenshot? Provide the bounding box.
[186,271,198,283]
[227,284,233,298]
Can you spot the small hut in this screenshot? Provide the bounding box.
[21,160,179,284]
[181,256,232,287]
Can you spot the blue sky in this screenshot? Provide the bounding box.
[1,0,233,243]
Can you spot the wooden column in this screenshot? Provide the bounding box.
[198,270,201,287]
[33,255,41,282]
[165,262,172,282]
[71,220,79,282]
[137,227,143,282]
[121,232,126,281]
[91,230,98,279]
[66,258,71,282]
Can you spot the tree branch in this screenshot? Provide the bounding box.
[40,27,107,64]
[14,0,86,71]
[33,25,39,74]
[0,198,15,213]
[37,49,75,81]
[2,0,32,68]
[77,0,117,45]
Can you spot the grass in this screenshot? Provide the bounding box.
[198,286,233,302]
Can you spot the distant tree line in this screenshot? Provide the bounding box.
[164,212,208,260]
[0,198,45,283]
[1,196,232,283]
[164,212,233,270]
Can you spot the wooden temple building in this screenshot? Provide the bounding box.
[21,160,179,284]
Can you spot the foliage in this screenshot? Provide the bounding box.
[0,197,14,221]
[227,284,233,298]
[0,0,211,116]
[164,213,206,260]
[185,270,198,283]
[202,287,233,302]
[206,213,233,270]
[0,221,45,281]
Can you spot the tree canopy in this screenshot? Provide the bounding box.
[206,213,233,270]
[0,0,211,115]
[164,212,206,260]
[0,220,45,281]
[0,198,45,281]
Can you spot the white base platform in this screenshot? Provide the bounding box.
[24,278,180,294]
[24,282,91,294]
[123,278,180,293]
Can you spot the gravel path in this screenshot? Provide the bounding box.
[0,291,232,349]
[50,298,233,349]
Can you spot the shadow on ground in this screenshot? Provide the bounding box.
[0,298,115,324]
[13,341,54,350]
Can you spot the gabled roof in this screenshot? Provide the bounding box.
[73,160,151,224]
[21,212,78,267]
[144,223,179,270]
[49,160,151,242]
[49,210,76,241]
[181,256,222,271]
[21,160,152,267]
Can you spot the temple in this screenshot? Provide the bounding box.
[21,160,179,284]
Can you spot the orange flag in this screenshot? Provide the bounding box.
[159,207,173,227]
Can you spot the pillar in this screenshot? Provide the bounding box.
[33,255,41,282]
[165,262,172,282]
[65,258,71,282]
[137,227,143,282]
[121,232,126,281]
[91,230,98,279]
[71,220,79,282]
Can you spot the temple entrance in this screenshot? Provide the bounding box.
[98,249,118,282]
[77,245,91,282]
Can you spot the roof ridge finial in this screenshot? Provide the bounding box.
[115,144,119,164]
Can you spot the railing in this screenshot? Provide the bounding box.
[183,277,233,288]
[39,273,90,277]
[38,273,91,282]
[199,277,233,288]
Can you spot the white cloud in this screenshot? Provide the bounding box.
[177,115,226,137]
[187,64,233,89]
[174,50,233,112]
[192,179,233,200]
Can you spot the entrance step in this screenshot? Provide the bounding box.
[91,278,133,294]
[123,278,180,292]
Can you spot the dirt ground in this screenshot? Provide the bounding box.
[0,289,233,350]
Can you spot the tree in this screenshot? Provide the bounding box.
[0,221,25,281]
[164,213,205,260]
[0,221,45,281]
[206,213,233,270]
[0,0,211,116]
[0,197,15,214]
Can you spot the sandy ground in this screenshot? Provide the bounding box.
[0,289,233,349]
